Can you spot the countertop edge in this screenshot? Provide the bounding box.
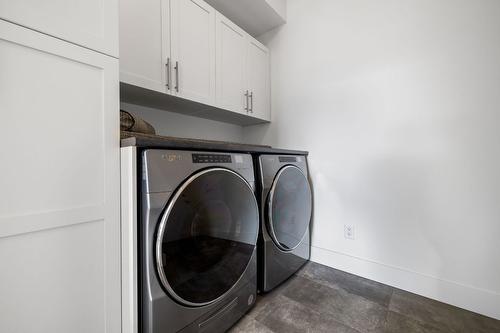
[120,133,309,156]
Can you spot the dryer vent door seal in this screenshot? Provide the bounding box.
[267,165,312,252]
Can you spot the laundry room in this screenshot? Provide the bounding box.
[2,0,500,332]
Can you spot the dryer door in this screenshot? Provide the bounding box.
[267,165,312,251]
[155,168,259,307]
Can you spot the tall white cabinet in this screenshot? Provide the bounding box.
[0,8,120,333]
[0,0,118,56]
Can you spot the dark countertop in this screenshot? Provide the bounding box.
[121,132,309,156]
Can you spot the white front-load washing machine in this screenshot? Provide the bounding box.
[140,149,259,332]
[256,154,313,292]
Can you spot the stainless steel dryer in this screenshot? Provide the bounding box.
[140,149,259,333]
[256,154,312,292]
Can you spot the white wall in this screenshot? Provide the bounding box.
[245,0,500,319]
[121,102,244,142]
[265,0,287,20]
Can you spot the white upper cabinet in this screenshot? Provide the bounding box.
[119,0,270,124]
[215,13,247,114]
[119,0,168,93]
[170,0,216,105]
[247,37,271,121]
[0,0,118,57]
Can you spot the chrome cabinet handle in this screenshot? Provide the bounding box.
[245,90,249,112]
[174,61,179,92]
[165,58,170,89]
[249,91,254,113]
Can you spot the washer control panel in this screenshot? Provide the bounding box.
[192,153,232,164]
[278,156,297,163]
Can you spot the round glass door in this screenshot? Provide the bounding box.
[267,165,312,251]
[155,168,259,307]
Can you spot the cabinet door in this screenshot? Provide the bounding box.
[247,38,271,121]
[0,21,120,333]
[120,0,170,93]
[170,0,216,105]
[215,13,248,114]
[0,0,118,57]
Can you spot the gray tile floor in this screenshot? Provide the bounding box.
[229,261,500,333]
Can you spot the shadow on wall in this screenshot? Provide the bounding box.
[120,102,246,143]
[341,156,440,271]
[242,122,273,146]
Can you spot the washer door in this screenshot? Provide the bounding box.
[267,165,312,251]
[156,168,259,307]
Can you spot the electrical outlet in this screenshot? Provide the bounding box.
[344,225,355,240]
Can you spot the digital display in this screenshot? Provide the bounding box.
[279,156,297,163]
[192,154,232,164]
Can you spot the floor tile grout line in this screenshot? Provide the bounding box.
[298,263,460,333]
[282,273,388,333]
[295,267,393,311]
[258,292,364,333]
[231,262,500,333]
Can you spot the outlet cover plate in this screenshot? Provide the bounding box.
[344,225,355,240]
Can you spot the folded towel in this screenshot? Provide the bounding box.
[120,110,156,135]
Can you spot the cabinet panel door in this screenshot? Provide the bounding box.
[215,13,247,114]
[0,21,120,333]
[171,0,216,105]
[120,0,169,93]
[247,38,271,121]
[0,0,118,57]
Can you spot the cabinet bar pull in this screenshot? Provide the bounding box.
[249,91,254,113]
[165,58,170,89]
[174,61,179,92]
[245,90,249,112]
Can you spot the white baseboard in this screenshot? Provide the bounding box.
[310,245,500,320]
